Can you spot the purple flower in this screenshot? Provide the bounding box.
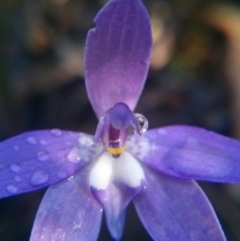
[1,0,240,240]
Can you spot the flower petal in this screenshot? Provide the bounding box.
[134,165,226,241]
[30,167,102,241]
[89,151,145,240]
[0,130,103,198]
[84,0,152,117]
[91,183,141,241]
[127,126,240,183]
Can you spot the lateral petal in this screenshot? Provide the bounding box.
[0,130,102,198]
[127,126,240,183]
[134,165,226,241]
[30,167,102,241]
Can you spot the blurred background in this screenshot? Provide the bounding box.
[0,0,240,240]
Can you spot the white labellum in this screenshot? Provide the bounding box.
[89,151,145,190]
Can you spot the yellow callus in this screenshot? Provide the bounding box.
[107,146,126,156]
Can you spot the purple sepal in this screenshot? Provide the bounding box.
[0,130,102,198]
[134,165,226,241]
[84,0,152,117]
[127,126,240,183]
[91,182,143,240]
[30,167,103,241]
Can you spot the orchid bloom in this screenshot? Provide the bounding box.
[1,0,240,240]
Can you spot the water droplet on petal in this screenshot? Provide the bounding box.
[57,171,67,179]
[50,129,62,137]
[158,129,167,135]
[14,145,19,151]
[67,147,81,163]
[186,137,199,148]
[6,185,18,194]
[37,151,49,161]
[31,171,49,186]
[27,137,37,144]
[10,164,20,172]
[14,176,21,182]
[78,136,93,147]
[134,113,148,135]
[40,139,47,145]
[65,141,71,146]
[67,175,74,181]
[90,149,97,155]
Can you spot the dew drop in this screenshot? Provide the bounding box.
[134,113,148,135]
[37,151,49,161]
[78,136,93,147]
[31,171,49,186]
[90,149,96,155]
[50,129,62,137]
[14,176,21,182]
[40,139,47,145]
[10,164,20,172]
[68,175,73,180]
[27,137,37,144]
[186,137,199,148]
[14,145,19,151]
[67,148,81,163]
[158,129,167,135]
[65,141,71,146]
[57,171,67,179]
[6,185,18,194]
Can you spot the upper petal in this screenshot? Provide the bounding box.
[127,125,240,183]
[134,165,226,241]
[0,130,103,198]
[30,167,102,241]
[84,0,152,117]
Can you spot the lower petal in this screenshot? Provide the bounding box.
[30,167,102,241]
[134,165,226,241]
[91,182,142,241]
